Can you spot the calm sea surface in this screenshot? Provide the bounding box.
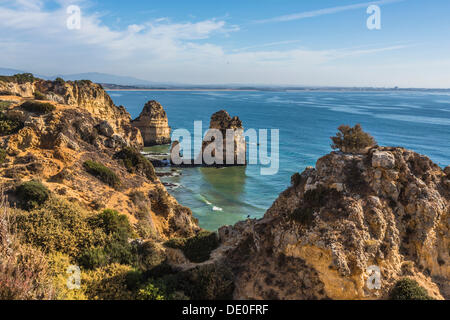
[108,90,450,230]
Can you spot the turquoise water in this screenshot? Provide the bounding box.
[109,90,450,231]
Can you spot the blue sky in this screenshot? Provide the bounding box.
[1,0,449,87]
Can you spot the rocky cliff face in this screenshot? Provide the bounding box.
[0,80,198,239]
[200,110,246,165]
[216,147,449,299]
[132,100,171,146]
[0,78,143,149]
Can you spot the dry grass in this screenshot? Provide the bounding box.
[0,189,54,300]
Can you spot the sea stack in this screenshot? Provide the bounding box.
[200,110,246,166]
[132,100,171,146]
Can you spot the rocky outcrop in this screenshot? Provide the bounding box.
[0,78,143,150]
[132,100,171,146]
[214,147,449,300]
[0,80,198,239]
[199,110,246,166]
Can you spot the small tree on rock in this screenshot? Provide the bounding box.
[331,124,377,154]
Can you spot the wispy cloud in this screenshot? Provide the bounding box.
[233,40,302,52]
[253,0,404,24]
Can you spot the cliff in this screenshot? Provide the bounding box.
[0,78,143,149]
[132,100,171,146]
[0,78,198,239]
[214,147,449,299]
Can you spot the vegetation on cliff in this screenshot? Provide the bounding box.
[20,100,56,114]
[331,124,377,153]
[165,230,219,263]
[115,147,157,181]
[83,160,121,189]
[389,278,432,300]
[0,73,36,84]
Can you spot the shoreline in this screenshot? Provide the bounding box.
[106,88,260,92]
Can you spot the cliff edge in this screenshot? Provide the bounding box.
[216,146,449,299]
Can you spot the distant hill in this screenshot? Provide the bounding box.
[0,67,29,76]
[0,68,159,86]
[47,72,159,86]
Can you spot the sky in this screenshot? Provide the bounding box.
[0,0,449,87]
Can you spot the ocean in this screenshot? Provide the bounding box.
[108,90,450,231]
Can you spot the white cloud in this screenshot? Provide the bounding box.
[0,0,448,88]
[253,0,404,24]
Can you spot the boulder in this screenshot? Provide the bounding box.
[372,151,396,169]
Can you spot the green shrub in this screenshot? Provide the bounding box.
[389,278,432,300]
[0,149,7,164]
[20,100,55,114]
[104,240,138,266]
[165,231,219,263]
[331,124,377,153]
[15,180,51,210]
[137,282,166,300]
[88,209,133,239]
[82,263,135,300]
[0,73,35,84]
[87,209,138,266]
[177,264,234,300]
[0,101,12,109]
[79,248,109,270]
[14,73,35,84]
[125,270,144,290]
[83,161,121,189]
[0,113,24,135]
[115,147,156,181]
[54,77,65,86]
[33,91,45,100]
[14,198,103,257]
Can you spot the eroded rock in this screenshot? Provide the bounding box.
[132,100,171,146]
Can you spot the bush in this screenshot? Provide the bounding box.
[83,161,121,189]
[34,91,45,100]
[14,73,35,84]
[165,231,219,263]
[82,263,135,300]
[115,147,157,181]
[20,100,55,114]
[137,282,166,300]
[78,248,108,270]
[15,180,51,210]
[14,198,103,257]
[177,264,234,300]
[0,194,54,300]
[389,278,432,300]
[331,124,376,153]
[0,101,12,109]
[0,73,35,84]
[88,209,133,239]
[87,209,138,267]
[0,112,24,135]
[54,77,65,86]
[125,270,143,290]
[0,149,7,164]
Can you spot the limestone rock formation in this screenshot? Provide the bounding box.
[199,110,246,166]
[0,77,143,149]
[132,100,171,146]
[214,147,449,300]
[0,79,198,239]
